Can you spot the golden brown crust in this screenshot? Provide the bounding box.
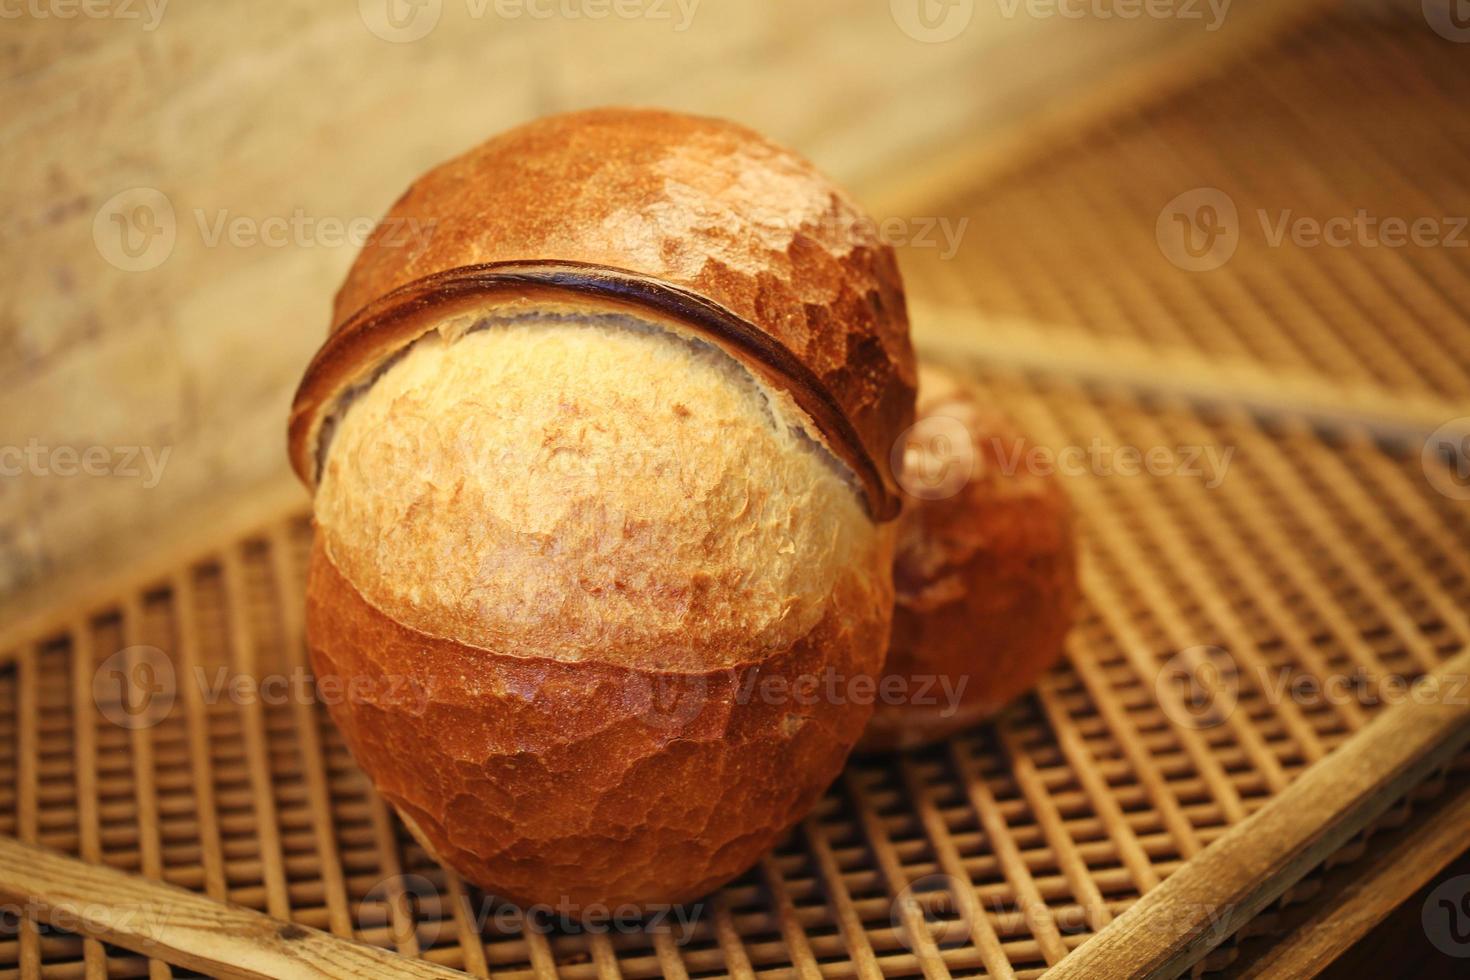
[289,107,915,519]
[860,366,1079,751]
[306,536,890,910]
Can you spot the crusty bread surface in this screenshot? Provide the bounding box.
[860,365,1078,751]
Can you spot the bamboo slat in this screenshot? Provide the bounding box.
[0,838,468,980]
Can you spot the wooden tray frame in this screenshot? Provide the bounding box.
[5,3,1470,977]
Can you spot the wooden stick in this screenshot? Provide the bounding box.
[912,306,1470,449]
[0,836,467,980]
[1046,648,1470,980]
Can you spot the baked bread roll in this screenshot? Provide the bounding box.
[861,364,1078,751]
[288,108,915,910]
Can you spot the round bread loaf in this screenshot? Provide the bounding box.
[861,364,1078,751]
[290,108,915,910]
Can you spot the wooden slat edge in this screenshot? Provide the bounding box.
[913,306,1470,447]
[1045,647,1470,980]
[0,836,468,980]
[1234,775,1470,979]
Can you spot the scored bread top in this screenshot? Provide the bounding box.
[289,107,915,520]
[313,314,889,669]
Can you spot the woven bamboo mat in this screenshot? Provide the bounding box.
[900,1,1470,437]
[3,4,1470,978]
[2,363,1467,978]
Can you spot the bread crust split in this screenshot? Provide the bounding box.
[290,264,899,520]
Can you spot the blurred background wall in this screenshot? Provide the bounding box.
[2,0,1311,611]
